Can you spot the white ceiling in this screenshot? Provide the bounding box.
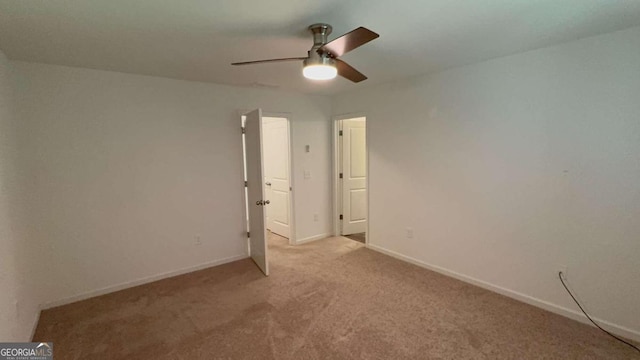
[1,0,640,94]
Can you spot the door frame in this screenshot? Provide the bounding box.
[239,109,296,247]
[332,113,369,245]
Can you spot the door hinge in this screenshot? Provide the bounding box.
[241,127,246,134]
[339,130,343,136]
[339,173,343,179]
[339,214,343,220]
[244,181,248,187]
[247,231,250,238]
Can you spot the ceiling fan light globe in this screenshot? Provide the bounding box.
[303,64,337,80]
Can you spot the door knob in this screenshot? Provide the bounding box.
[265,182,272,186]
[264,200,270,205]
[256,200,263,206]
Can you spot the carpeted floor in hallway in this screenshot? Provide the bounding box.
[345,232,366,244]
[33,234,638,359]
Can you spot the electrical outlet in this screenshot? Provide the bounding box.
[559,265,568,280]
[406,227,414,239]
[313,213,319,222]
[195,235,202,246]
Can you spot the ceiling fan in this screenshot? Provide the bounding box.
[231,23,379,83]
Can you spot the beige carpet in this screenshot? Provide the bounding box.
[33,234,638,359]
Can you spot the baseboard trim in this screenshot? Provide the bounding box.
[41,254,249,310]
[295,233,330,245]
[366,243,640,343]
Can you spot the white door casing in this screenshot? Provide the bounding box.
[244,109,269,276]
[341,118,367,235]
[262,117,291,238]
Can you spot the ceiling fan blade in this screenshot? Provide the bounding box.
[320,27,379,58]
[335,59,367,83]
[231,57,307,66]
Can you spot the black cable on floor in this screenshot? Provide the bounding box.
[558,271,640,354]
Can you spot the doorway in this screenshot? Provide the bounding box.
[262,116,293,240]
[241,110,295,276]
[334,116,368,244]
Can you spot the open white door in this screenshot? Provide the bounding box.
[341,118,367,235]
[245,109,269,276]
[263,117,291,238]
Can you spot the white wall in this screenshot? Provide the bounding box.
[13,62,332,307]
[333,27,640,340]
[0,50,40,340]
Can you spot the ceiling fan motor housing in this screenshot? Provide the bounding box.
[308,23,333,50]
[306,23,335,67]
[303,53,335,68]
